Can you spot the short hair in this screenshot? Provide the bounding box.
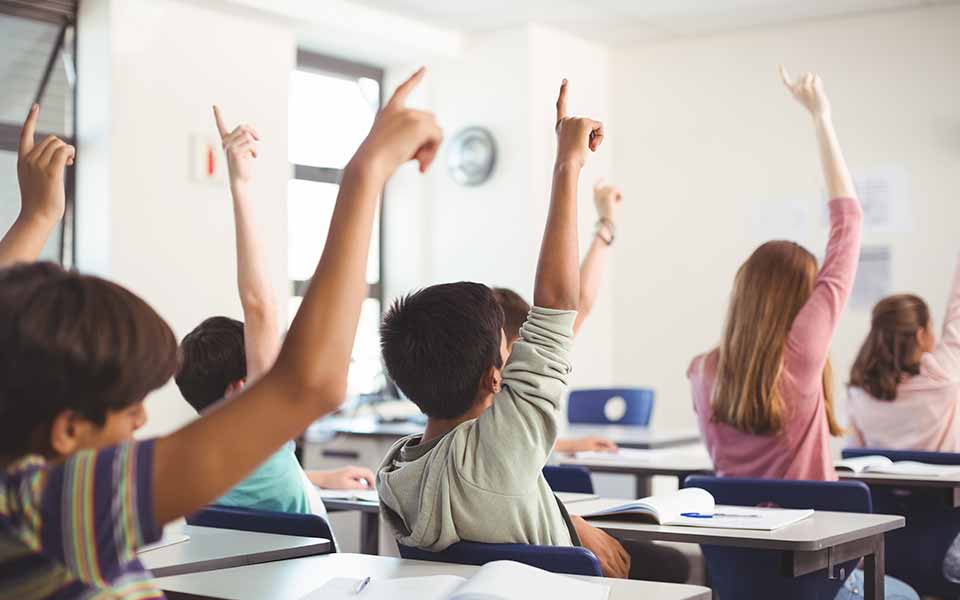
[380,282,504,419]
[492,287,531,344]
[0,262,177,457]
[175,316,246,413]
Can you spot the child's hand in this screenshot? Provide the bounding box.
[352,67,443,179]
[593,180,623,223]
[572,515,631,578]
[780,66,831,119]
[559,436,619,454]
[554,79,604,169]
[315,466,376,490]
[213,105,260,186]
[17,104,74,226]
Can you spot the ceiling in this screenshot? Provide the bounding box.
[349,0,957,45]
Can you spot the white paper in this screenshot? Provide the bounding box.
[821,166,912,233]
[851,246,892,310]
[316,487,379,503]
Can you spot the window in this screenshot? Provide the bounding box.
[0,3,77,266]
[288,51,384,397]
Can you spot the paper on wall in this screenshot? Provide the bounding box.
[851,245,892,310]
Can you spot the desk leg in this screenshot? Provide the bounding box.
[360,512,380,555]
[863,537,885,600]
[634,475,653,498]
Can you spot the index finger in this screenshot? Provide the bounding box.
[556,79,568,126]
[19,104,39,155]
[779,65,793,89]
[212,105,229,138]
[385,66,426,110]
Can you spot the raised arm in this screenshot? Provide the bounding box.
[534,80,603,310]
[213,106,278,380]
[781,67,862,383]
[153,68,442,525]
[929,256,960,375]
[573,180,621,335]
[0,105,75,267]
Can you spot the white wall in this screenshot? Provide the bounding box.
[77,0,294,437]
[610,4,960,430]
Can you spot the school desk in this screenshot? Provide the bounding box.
[556,446,714,497]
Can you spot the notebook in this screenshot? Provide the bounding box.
[299,560,609,600]
[316,488,380,503]
[570,488,813,531]
[138,533,190,553]
[835,455,960,477]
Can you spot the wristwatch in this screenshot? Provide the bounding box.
[596,217,616,246]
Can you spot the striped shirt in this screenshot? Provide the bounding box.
[0,440,163,599]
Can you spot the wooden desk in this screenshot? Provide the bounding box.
[139,524,330,577]
[566,499,904,600]
[156,552,712,600]
[557,447,714,497]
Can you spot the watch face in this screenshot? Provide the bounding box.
[447,127,496,186]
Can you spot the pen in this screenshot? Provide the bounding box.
[681,512,761,518]
[354,576,371,595]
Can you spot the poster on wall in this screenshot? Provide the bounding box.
[851,245,892,310]
[823,165,912,233]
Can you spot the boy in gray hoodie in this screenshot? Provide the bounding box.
[377,80,633,579]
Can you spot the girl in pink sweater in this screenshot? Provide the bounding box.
[688,68,863,482]
[847,259,960,452]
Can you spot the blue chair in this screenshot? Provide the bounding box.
[567,388,654,426]
[842,448,960,597]
[398,541,602,576]
[543,465,594,494]
[187,505,337,552]
[684,476,872,599]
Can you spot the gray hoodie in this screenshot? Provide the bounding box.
[377,307,577,551]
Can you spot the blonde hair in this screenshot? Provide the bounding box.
[711,241,843,436]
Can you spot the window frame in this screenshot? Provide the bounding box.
[0,4,78,266]
[289,49,385,317]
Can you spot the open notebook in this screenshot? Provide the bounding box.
[299,560,609,600]
[836,455,960,477]
[316,488,380,503]
[572,487,813,531]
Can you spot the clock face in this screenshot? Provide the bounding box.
[447,127,497,186]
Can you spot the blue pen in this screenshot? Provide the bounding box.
[681,512,760,518]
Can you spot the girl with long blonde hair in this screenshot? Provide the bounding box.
[688,67,862,481]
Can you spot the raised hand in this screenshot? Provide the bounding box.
[593,180,623,223]
[17,104,75,226]
[312,466,376,490]
[353,67,443,179]
[780,66,831,118]
[554,79,604,168]
[213,105,260,186]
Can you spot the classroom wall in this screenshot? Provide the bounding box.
[610,3,960,432]
[77,0,294,437]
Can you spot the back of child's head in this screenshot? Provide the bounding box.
[381,282,504,419]
[0,262,177,458]
[492,287,531,346]
[175,316,246,413]
[850,294,930,401]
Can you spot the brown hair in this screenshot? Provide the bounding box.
[492,287,531,344]
[711,241,843,436]
[849,294,929,401]
[0,262,178,457]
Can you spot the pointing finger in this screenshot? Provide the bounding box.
[555,79,568,129]
[386,66,426,111]
[19,104,39,156]
[779,65,793,89]
[213,105,229,138]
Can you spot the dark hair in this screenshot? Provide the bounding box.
[0,262,177,457]
[175,316,246,412]
[492,287,531,344]
[850,294,930,401]
[380,282,504,419]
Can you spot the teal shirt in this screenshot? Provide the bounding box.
[217,441,312,514]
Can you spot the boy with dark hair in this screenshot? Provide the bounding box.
[378,81,639,579]
[175,108,373,519]
[0,71,441,598]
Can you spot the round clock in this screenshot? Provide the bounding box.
[447,127,496,186]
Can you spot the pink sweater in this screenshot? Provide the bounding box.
[847,256,960,452]
[689,197,863,481]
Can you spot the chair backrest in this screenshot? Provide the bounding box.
[683,476,871,600]
[566,388,654,426]
[842,447,960,465]
[187,505,336,551]
[841,448,960,597]
[398,541,602,577]
[542,465,594,494]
